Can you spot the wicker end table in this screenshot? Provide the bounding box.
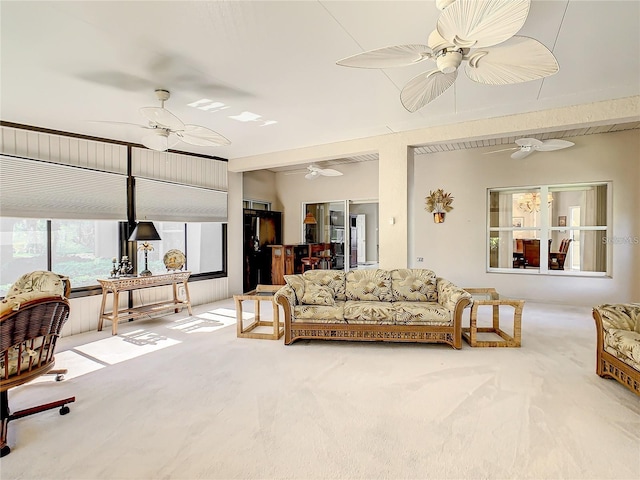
[234,284,284,340]
[462,288,524,347]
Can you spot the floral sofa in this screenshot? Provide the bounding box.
[274,268,472,349]
[592,303,640,396]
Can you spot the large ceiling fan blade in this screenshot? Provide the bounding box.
[511,148,533,160]
[536,139,575,152]
[483,146,519,155]
[318,168,343,177]
[139,106,185,131]
[176,125,231,147]
[336,45,433,69]
[400,69,457,113]
[437,0,531,49]
[305,172,319,180]
[465,36,559,85]
[88,120,150,130]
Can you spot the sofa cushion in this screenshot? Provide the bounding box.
[293,301,345,323]
[604,329,640,371]
[302,270,346,301]
[393,301,451,326]
[391,269,437,302]
[301,282,335,306]
[344,300,394,324]
[345,269,393,302]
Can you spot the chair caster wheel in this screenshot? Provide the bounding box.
[60,406,70,415]
[0,445,10,457]
[55,374,64,381]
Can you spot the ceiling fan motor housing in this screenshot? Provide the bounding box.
[436,49,463,74]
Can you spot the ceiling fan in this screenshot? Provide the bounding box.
[336,0,559,113]
[286,165,344,180]
[486,138,575,159]
[101,89,230,151]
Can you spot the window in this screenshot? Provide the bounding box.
[135,222,225,277]
[488,183,609,275]
[0,218,120,296]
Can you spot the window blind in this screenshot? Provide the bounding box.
[135,177,228,223]
[0,155,127,220]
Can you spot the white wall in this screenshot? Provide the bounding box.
[243,170,281,211]
[275,160,379,244]
[411,129,640,305]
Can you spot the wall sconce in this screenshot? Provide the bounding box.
[425,189,454,223]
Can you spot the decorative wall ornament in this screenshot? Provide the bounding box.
[425,189,454,223]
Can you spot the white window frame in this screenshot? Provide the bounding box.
[487,182,611,277]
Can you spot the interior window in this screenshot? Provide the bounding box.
[488,183,609,275]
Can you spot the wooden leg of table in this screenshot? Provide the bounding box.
[492,304,500,330]
[173,282,179,313]
[183,281,193,315]
[98,292,107,332]
[469,306,478,346]
[111,291,120,336]
[513,302,524,347]
[255,300,261,323]
[235,298,243,336]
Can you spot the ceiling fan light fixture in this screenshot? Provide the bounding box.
[142,129,170,151]
[436,50,463,74]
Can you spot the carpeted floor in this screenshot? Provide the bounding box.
[1,299,638,480]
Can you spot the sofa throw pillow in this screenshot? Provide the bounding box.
[391,269,437,302]
[301,282,335,306]
[284,275,305,304]
[302,270,346,301]
[345,269,393,302]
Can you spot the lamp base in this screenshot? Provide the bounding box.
[139,269,152,277]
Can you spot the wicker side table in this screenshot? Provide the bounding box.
[234,284,284,340]
[462,288,524,347]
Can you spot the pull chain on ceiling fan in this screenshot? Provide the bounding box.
[336,0,559,113]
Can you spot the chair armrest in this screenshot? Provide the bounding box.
[593,303,640,332]
[436,278,472,312]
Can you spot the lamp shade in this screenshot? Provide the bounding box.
[303,212,317,225]
[128,221,161,241]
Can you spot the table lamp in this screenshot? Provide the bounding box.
[128,221,161,276]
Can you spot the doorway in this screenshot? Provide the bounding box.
[302,200,379,271]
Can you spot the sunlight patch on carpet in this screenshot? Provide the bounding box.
[28,350,105,383]
[74,329,181,365]
[169,308,237,334]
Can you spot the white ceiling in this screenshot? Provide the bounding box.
[1,1,639,162]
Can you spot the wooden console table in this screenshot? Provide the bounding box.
[97,272,193,335]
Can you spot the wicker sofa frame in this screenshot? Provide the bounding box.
[275,271,472,349]
[592,305,640,396]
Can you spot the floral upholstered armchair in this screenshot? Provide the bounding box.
[592,303,640,396]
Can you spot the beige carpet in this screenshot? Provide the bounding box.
[1,299,638,480]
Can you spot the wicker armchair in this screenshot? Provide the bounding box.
[592,303,640,396]
[0,271,75,457]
